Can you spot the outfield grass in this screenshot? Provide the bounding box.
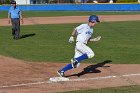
[61,85,140,93]
[0,21,139,63]
[0,11,140,18]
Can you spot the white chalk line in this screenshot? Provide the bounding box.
[0,81,51,88]
[0,73,140,88]
[70,73,140,82]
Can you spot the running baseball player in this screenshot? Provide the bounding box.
[57,15,101,77]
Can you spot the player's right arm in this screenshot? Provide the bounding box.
[71,28,77,36]
[8,14,11,24]
[68,24,84,43]
[69,28,77,43]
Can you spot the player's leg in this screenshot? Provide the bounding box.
[11,19,16,39]
[57,42,94,77]
[57,47,82,77]
[71,42,94,68]
[14,19,20,40]
[71,48,83,68]
[76,42,95,61]
[57,63,73,77]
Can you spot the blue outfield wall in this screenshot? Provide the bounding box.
[0,4,140,11]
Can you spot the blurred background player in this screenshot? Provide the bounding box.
[57,15,101,77]
[8,1,24,40]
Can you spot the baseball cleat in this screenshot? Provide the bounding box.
[71,58,78,68]
[57,70,65,77]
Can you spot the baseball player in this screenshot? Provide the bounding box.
[57,15,101,77]
[8,1,23,40]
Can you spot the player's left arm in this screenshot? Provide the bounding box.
[89,36,101,42]
[19,10,24,24]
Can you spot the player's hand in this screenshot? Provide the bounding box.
[90,36,101,42]
[21,19,24,24]
[69,36,74,43]
[8,19,11,24]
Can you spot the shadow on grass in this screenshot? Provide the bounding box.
[66,60,112,77]
[20,33,36,39]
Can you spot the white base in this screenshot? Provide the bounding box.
[49,77,69,82]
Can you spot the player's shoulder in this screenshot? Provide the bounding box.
[81,23,88,26]
[9,6,13,10]
[16,6,20,10]
[9,6,20,10]
[79,23,88,27]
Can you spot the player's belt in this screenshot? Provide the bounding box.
[76,41,87,44]
[11,18,20,20]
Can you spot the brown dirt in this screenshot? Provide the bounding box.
[0,15,140,93]
[1,15,140,26]
[0,56,140,93]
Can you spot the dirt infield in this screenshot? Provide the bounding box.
[1,15,140,26]
[0,15,140,93]
[0,56,140,93]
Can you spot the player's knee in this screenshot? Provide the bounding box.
[87,53,95,59]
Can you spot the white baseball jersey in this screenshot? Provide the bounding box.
[74,23,95,62]
[75,23,93,44]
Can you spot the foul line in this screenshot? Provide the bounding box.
[70,73,140,82]
[0,73,140,88]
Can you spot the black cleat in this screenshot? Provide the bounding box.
[57,70,65,77]
[71,58,78,68]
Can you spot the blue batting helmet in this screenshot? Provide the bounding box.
[89,15,100,22]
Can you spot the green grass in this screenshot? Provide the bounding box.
[0,11,140,18]
[61,85,140,93]
[0,21,139,63]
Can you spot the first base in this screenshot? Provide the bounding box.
[49,77,69,82]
